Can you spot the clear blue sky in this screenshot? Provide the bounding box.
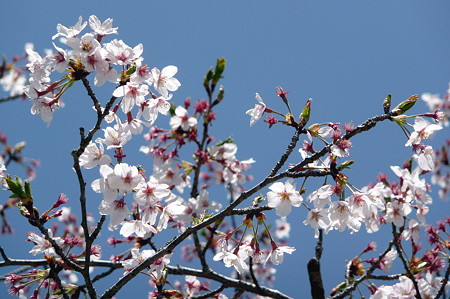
[1,1,449,298]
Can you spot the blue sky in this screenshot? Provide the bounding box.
[1,1,449,298]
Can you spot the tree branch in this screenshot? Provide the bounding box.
[308,229,324,299]
[328,241,394,299]
[167,265,292,299]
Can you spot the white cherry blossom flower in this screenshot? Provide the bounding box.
[266,245,295,265]
[385,200,412,227]
[98,198,130,229]
[189,189,222,214]
[331,139,352,158]
[405,117,442,146]
[104,39,143,66]
[84,48,109,73]
[0,68,26,96]
[52,16,87,40]
[89,15,118,37]
[46,43,69,73]
[97,125,132,150]
[120,220,156,238]
[66,33,100,58]
[107,163,144,194]
[113,82,149,114]
[137,94,172,124]
[414,145,435,171]
[79,142,111,169]
[209,143,237,161]
[94,65,118,87]
[303,208,331,238]
[122,248,155,273]
[213,249,249,275]
[157,201,187,231]
[151,65,181,98]
[307,185,334,209]
[380,249,397,273]
[26,48,51,82]
[246,93,266,127]
[267,179,303,217]
[392,276,415,297]
[149,253,172,279]
[275,217,291,239]
[91,165,119,203]
[27,229,64,257]
[133,177,171,205]
[169,106,197,131]
[31,97,62,126]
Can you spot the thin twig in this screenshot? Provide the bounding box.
[0,93,23,103]
[392,224,422,299]
[167,265,292,299]
[328,241,395,299]
[190,285,226,299]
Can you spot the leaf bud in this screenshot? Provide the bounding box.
[299,98,312,127]
[383,94,391,114]
[392,95,418,115]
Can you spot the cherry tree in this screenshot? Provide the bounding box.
[0,16,449,299]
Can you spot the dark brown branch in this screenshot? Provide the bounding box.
[288,112,395,174]
[190,285,226,299]
[167,265,292,299]
[328,241,394,299]
[71,77,118,299]
[269,126,306,177]
[366,274,402,281]
[1,257,122,271]
[392,224,422,299]
[193,231,209,271]
[308,229,324,299]
[48,264,69,299]
[434,262,450,299]
[0,93,23,103]
[248,257,261,289]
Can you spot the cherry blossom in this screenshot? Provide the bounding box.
[405,117,442,146]
[88,15,118,37]
[98,198,131,229]
[112,82,149,114]
[267,179,303,217]
[133,177,171,205]
[27,229,64,257]
[97,125,132,150]
[266,245,296,265]
[66,33,100,58]
[0,68,26,96]
[213,249,249,275]
[306,184,334,209]
[119,220,156,238]
[169,106,198,131]
[275,217,291,239]
[79,141,111,169]
[151,65,181,98]
[91,165,119,203]
[122,248,155,273]
[104,39,143,66]
[107,163,144,194]
[246,93,266,127]
[149,253,172,279]
[30,97,62,126]
[52,16,87,40]
[303,208,331,238]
